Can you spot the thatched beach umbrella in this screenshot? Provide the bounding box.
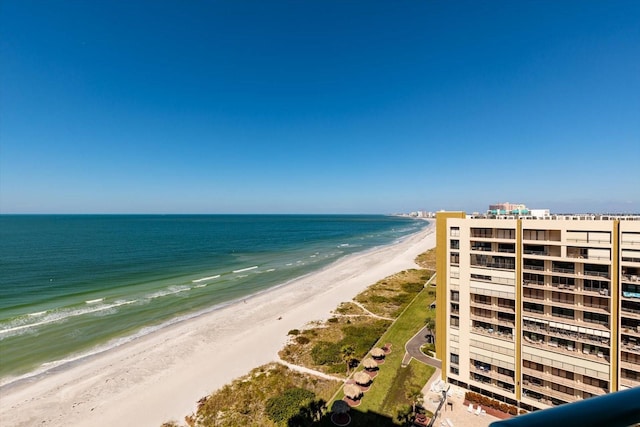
[331,399,350,414]
[354,371,371,386]
[371,347,386,358]
[362,357,377,370]
[344,384,362,400]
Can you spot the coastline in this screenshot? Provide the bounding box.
[0,220,436,427]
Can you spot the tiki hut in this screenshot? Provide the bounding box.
[354,371,371,386]
[371,347,386,359]
[331,399,350,414]
[343,384,363,400]
[362,357,378,370]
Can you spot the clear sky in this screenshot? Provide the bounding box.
[1,1,639,214]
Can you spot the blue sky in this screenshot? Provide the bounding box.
[1,1,639,214]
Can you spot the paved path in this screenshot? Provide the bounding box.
[403,325,441,368]
[350,301,394,320]
[276,358,345,383]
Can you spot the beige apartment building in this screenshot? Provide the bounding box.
[435,212,640,411]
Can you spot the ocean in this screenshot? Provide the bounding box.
[0,214,427,385]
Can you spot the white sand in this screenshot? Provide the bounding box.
[0,221,436,427]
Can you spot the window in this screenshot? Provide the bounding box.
[450,227,460,237]
[450,252,460,265]
[451,291,459,302]
[524,229,546,241]
[584,296,608,309]
[450,239,459,250]
[523,360,543,372]
[450,366,460,375]
[497,367,514,378]
[584,312,608,326]
[552,368,574,380]
[471,228,492,238]
[551,383,575,396]
[496,228,515,239]
[552,276,575,287]
[583,376,608,390]
[498,298,515,310]
[450,353,459,365]
[473,294,491,305]
[552,292,574,304]
[450,316,459,328]
[552,307,575,319]
[524,288,544,300]
[524,302,544,314]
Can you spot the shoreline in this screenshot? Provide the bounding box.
[0,220,436,427]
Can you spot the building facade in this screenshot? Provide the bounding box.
[435,212,640,411]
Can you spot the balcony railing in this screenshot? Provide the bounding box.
[552,267,575,274]
[584,270,610,279]
[489,387,640,427]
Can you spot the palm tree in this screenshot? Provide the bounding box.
[341,345,355,375]
[425,317,436,344]
[406,387,424,416]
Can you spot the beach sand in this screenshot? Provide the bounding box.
[0,221,436,427]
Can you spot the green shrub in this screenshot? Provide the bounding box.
[327,317,338,323]
[295,336,310,345]
[288,329,300,336]
[311,341,342,365]
[369,295,390,304]
[265,387,315,425]
[401,282,424,293]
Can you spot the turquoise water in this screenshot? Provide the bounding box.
[0,215,426,383]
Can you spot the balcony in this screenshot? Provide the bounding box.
[621,273,640,283]
[521,367,580,392]
[521,381,578,404]
[620,376,640,388]
[552,267,575,275]
[583,270,610,279]
[471,325,514,342]
[622,310,640,322]
[472,365,515,385]
[621,338,640,354]
[619,359,640,371]
[523,264,545,272]
[523,337,610,363]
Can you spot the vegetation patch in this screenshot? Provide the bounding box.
[415,248,436,271]
[186,363,336,427]
[355,269,433,318]
[349,282,436,422]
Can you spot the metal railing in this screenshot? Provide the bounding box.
[489,387,640,427]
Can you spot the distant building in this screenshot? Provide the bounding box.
[435,211,640,412]
[488,202,530,215]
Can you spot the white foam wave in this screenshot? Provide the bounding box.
[192,275,220,283]
[266,268,275,272]
[193,284,207,288]
[85,298,104,304]
[232,266,258,273]
[28,311,47,317]
[0,300,136,337]
[147,286,191,299]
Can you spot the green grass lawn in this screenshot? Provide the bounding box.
[333,285,437,422]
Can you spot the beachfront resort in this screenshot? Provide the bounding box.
[435,209,640,413]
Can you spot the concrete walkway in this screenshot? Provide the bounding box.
[276,358,345,383]
[350,301,394,321]
[403,325,441,368]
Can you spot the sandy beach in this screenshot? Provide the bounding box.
[0,220,436,427]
